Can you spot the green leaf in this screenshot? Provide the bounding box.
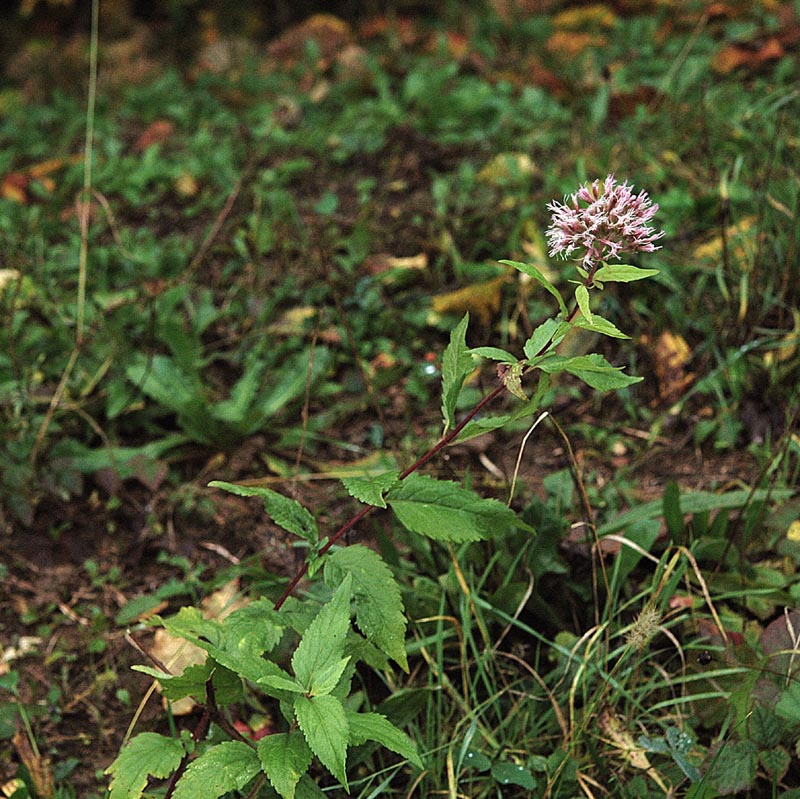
[575,284,592,324]
[441,313,473,433]
[570,314,630,339]
[598,489,794,537]
[387,473,516,542]
[133,662,213,703]
[534,353,642,391]
[132,661,241,705]
[159,607,272,684]
[775,681,800,724]
[106,733,185,799]
[340,471,401,509]
[209,482,317,544]
[295,694,349,788]
[325,545,408,671]
[662,481,684,540]
[260,672,305,694]
[523,318,564,360]
[491,761,537,789]
[500,260,567,315]
[258,732,313,799]
[346,710,422,768]
[293,574,352,691]
[222,599,285,659]
[454,375,550,443]
[172,741,261,799]
[593,264,659,283]
[706,739,758,795]
[469,346,518,363]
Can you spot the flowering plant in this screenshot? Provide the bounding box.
[546,175,663,275]
[107,177,664,799]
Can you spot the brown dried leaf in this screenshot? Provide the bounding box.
[134,119,174,152]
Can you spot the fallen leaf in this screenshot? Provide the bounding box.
[712,37,784,74]
[597,705,652,771]
[546,30,608,58]
[266,14,353,69]
[431,276,508,325]
[477,152,537,185]
[133,119,174,152]
[643,331,695,406]
[553,4,617,30]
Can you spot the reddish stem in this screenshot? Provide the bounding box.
[274,295,584,612]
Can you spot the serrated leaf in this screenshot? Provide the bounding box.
[575,284,592,324]
[706,739,758,795]
[500,260,567,315]
[310,656,351,697]
[295,694,349,789]
[133,661,241,705]
[346,710,422,768]
[292,574,352,691]
[106,733,185,799]
[209,481,317,544]
[260,673,305,694]
[160,607,272,684]
[387,473,516,542]
[592,264,659,283]
[775,681,800,724]
[340,472,401,509]
[441,313,473,433]
[470,346,518,363]
[534,353,642,391]
[324,545,408,671]
[523,318,564,361]
[570,314,629,339]
[133,662,213,702]
[258,732,312,799]
[172,741,261,799]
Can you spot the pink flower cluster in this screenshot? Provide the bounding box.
[546,175,663,271]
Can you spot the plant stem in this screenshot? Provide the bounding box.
[274,297,584,611]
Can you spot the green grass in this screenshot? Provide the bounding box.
[1,3,799,797]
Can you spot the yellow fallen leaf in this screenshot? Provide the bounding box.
[787,520,800,543]
[553,4,617,30]
[763,309,799,366]
[477,153,537,185]
[431,276,508,325]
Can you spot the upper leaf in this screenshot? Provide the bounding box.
[575,284,592,324]
[570,314,629,339]
[292,574,352,692]
[340,471,401,509]
[592,264,659,283]
[533,353,642,391]
[171,741,261,799]
[387,474,516,542]
[209,481,318,544]
[500,260,567,316]
[440,313,473,433]
[294,694,349,789]
[523,318,565,361]
[106,732,185,799]
[346,710,423,768]
[324,545,408,671]
[258,731,313,799]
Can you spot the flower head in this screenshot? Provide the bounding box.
[546,175,663,271]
